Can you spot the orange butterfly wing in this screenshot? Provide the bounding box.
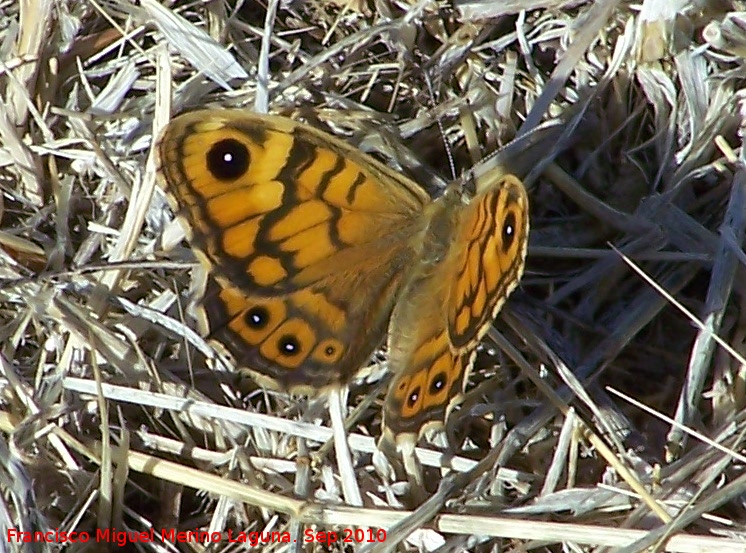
[157,110,430,389]
[447,175,529,349]
[158,111,428,293]
[382,177,528,444]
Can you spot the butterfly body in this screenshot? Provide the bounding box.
[157,109,528,445]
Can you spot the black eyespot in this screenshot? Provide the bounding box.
[325,345,336,357]
[407,387,421,408]
[245,306,269,329]
[430,372,447,394]
[207,139,249,181]
[278,335,300,356]
[502,212,516,250]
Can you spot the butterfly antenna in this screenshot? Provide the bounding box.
[423,70,457,182]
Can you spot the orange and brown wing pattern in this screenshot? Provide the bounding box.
[156,110,430,389]
[198,276,403,389]
[382,175,528,445]
[383,328,476,440]
[157,110,429,296]
[447,175,528,350]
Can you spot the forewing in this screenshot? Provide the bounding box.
[157,109,429,296]
[447,175,528,350]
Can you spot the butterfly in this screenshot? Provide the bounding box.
[156,109,528,449]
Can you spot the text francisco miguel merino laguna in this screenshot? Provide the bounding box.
[7,528,299,546]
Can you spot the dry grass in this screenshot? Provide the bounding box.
[1,0,745,551]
